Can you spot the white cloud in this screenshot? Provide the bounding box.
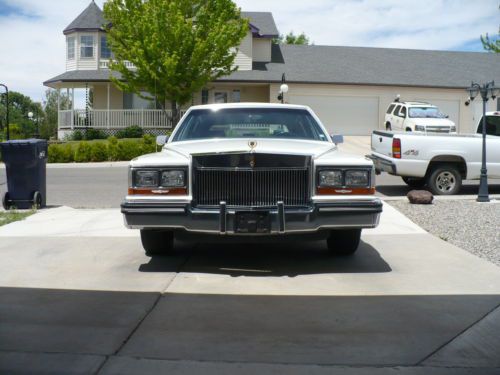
[0,0,497,103]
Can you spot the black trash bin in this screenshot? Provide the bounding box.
[1,139,47,209]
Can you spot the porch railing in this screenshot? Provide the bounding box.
[58,109,186,130]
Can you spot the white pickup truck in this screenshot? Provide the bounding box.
[370,112,500,195]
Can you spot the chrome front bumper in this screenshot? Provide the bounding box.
[121,199,383,235]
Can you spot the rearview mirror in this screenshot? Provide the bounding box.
[331,134,344,144]
[156,135,169,147]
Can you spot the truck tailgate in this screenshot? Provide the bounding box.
[371,130,395,158]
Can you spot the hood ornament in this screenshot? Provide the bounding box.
[248,140,257,151]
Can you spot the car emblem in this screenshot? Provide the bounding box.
[334,189,352,194]
[248,140,257,151]
[249,156,256,168]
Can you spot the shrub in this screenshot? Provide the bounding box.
[140,134,156,154]
[117,139,143,160]
[71,130,84,141]
[74,141,92,162]
[116,125,143,139]
[90,142,108,162]
[84,128,107,140]
[107,136,119,161]
[48,144,63,163]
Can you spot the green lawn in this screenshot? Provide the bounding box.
[0,211,35,227]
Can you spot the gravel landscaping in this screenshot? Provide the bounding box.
[389,199,500,267]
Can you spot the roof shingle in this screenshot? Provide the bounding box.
[64,1,105,34]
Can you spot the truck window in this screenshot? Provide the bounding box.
[399,107,407,118]
[387,104,395,114]
[394,105,401,116]
[477,116,500,136]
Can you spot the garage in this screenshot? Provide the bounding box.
[289,95,379,135]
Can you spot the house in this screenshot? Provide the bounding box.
[44,1,500,138]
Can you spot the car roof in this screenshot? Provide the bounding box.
[390,101,436,107]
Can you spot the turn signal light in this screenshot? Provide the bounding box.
[128,187,188,196]
[392,138,401,159]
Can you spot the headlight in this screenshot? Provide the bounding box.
[134,170,159,187]
[319,170,343,187]
[345,170,369,187]
[161,170,185,187]
[415,125,426,132]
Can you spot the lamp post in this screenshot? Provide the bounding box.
[28,106,39,138]
[0,83,9,140]
[277,73,289,104]
[465,81,500,203]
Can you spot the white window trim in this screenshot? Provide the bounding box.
[67,36,75,60]
[80,34,95,59]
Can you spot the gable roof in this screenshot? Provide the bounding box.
[241,12,279,38]
[64,1,105,35]
[220,44,500,89]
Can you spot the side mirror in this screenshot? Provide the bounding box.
[156,135,169,147]
[331,134,344,144]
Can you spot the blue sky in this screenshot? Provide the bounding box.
[0,0,498,103]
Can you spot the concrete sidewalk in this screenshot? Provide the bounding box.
[1,204,500,374]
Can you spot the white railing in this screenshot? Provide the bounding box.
[99,59,136,69]
[58,109,186,130]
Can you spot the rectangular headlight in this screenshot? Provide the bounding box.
[345,170,369,187]
[319,170,343,187]
[134,170,159,187]
[161,170,185,187]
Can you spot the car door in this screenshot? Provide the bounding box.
[392,105,402,130]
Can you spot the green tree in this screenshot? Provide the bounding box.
[481,32,499,53]
[0,91,43,140]
[275,31,311,45]
[41,89,72,140]
[103,0,248,124]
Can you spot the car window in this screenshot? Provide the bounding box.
[393,105,401,117]
[399,107,407,118]
[477,115,500,136]
[173,108,329,142]
[387,104,395,114]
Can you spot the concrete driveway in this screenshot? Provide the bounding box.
[1,204,500,374]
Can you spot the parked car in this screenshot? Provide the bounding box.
[121,103,382,256]
[384,101,456,133]
[369,112,500,195]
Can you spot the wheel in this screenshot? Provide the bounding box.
[402,177,426,189]
[327,229,362,256]
[386,122,392,131]
[426,165,462,195]
[140,229,174,256]
[405,127,412,132]
[2,192,11,210]
[32,191,42,209]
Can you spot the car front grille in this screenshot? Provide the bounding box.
[193,167,310,207]
[425,126,452,133]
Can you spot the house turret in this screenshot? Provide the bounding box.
[64,1,111,71]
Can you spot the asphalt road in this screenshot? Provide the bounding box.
[1,166,500,208]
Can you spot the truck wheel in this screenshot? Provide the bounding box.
[327,229,362,256]
[427,165,462,195]
[386,122,392,131]
[406,127,412,132]
[402,177,426,188]
[32,191,42,209]
[140,230,174,256]
[2,192,11,210]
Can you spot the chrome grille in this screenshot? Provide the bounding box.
[426,126,452,133]
[193,167,310,207]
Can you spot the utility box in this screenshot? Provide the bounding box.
[1,139,47,209]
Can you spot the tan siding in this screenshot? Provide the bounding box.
[241,86,269,102]
[252,38,271,62]
[92,84,123,110]
[233,32,252,71]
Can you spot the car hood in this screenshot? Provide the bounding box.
[166,138,336,158]
[410,118,455,126]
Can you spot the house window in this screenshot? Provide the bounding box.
[232,90,241,103]
[80,35,94,58]
[201,89,209,105]
[101,36,111,59]
[214,92,228,103]
[67,36,75,60]
[123,91,160,109]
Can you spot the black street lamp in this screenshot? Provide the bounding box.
[28,105,40,138]
[0,83,9,140]
[465,81,500,203]
[277,73,289,104]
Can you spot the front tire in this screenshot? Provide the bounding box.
[402,177,426,189]
[140,230,174,256]
[426,165,462,195]
[386,122,392,131]
[327,229,362,256]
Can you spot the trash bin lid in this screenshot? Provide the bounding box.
[0,139,47,146]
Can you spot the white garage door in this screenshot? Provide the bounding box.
[289,95,379,135]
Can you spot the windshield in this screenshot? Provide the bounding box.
[477,115,500,136]
[408,107,446,118]
[172,108,328,142]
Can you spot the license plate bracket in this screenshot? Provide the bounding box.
[234,211,271,234]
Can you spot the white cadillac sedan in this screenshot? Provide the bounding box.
[121,103,382,256]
